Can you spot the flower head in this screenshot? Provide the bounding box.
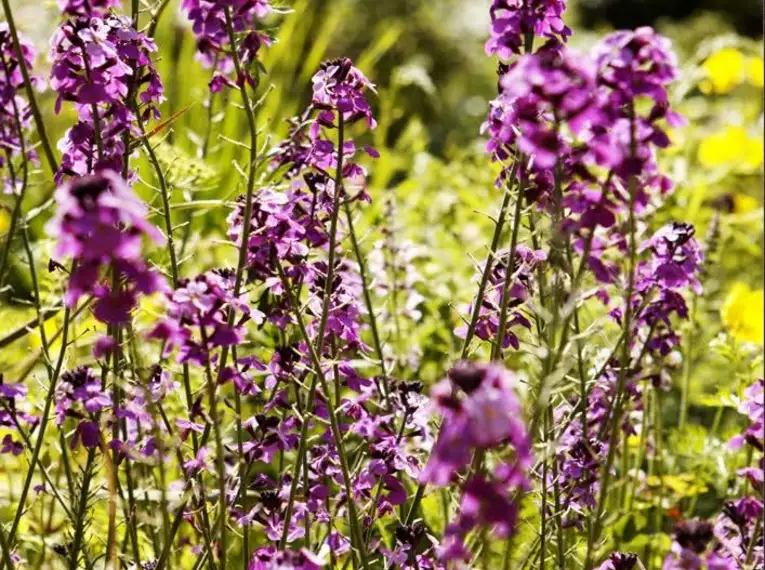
[312,58,377,130]
[46,170,166,323]
[50,15,163,180]
[181,0,272,90]
[0,24,40,193]
[421,362,531,486]
[485,0,571,59]
[248,546,324,570]
[150,269,256,365]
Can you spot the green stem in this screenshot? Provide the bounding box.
[459,185,513,358]
[584,105,639,570]
[68,448,97,570]
[0,49,29,289]
[341,198,391,408]
[273,260,368,568]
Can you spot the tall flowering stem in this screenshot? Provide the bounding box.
[0,0,58,174]
[0,25,36,288]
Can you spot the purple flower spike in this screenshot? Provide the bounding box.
[485,0,571,59]
[150,269,257,365]
[181,0,272,90]
[311,58,377,130]
[0,24,41,193]
[50,15,164,180]
[57,0,120,17]
[46,170,167,324]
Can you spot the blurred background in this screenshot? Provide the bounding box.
[6,0,764,155]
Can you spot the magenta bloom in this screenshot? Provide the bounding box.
[641,222,703,294]
[456,245,545,350]
[57,0,120,16]
[50,15,164,180]
[0,375,36,455]
[181,0,271,90]
[421,362,531,485]
[0,24,41,193]
[499,45,602,169]
[248,546,324,570]
[596,553,640,570]
[150,269,258,365]
[311,58,377,130]
[46,170,166,323]
[485,0,571,59]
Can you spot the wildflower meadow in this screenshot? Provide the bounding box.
[0,1,762,569]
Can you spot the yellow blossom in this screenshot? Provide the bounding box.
[721,283,764,345]
[698,126,763,169]
[746,56,764,88]
[700,48,745,94]
[0,207,10,235]
[733,193,761,213]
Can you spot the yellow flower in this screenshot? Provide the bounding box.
[700,48,745,94]
[747,56,764,88]
[0,207,10,235]
[733,193,761,213]
[698,126,763,169]
[721,283,764,345]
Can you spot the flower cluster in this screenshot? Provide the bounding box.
[46,170,166,324]
[0,375,37,456]
[554,358,643,526]
[55,366,110,448]
[312,57,377,131]
[659,384,764,570]
[0,24,40,193]
[248,546,323,570]
[181,0,271,91]
[50,14,164,180]
[421,362,532,561]
[592,27,683,195]
[151,269,257,365]
[730,378,764,488]
[595,552,640,570]
[485,0,571,59]
[499,45,602,169]
[624,222,703,358]
[227,188,327,284]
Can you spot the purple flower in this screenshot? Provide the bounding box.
[150,269,257,365]
[592,28,683,186]
[596,553,640,570]
[421,362,531,486]
[640,222,703,294]
[227,188,327,283]
[498,46,602,169]
[730,378,764,487]
[485,0,571,59]
[50,15,164,180]
[311,58,377,130]
[0,24,41,193]
[248,546,324,570]
[46,170,167,323]
[0,374,37,440]
[55,366,111,425]
[181,0,272,90]
[57,0,120,16]
[662,520,715,570]
[1,434,23,455]
[456,245,545,350]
